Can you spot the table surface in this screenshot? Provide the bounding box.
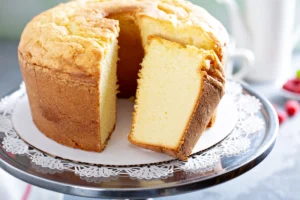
[1,41,300,200]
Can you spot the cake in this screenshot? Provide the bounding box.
[128,37,225,160]
[18,0,228,160]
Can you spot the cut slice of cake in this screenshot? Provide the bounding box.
[128,36,225,161]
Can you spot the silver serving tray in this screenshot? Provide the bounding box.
[0,83,278,199]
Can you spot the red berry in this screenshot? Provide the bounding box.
[295,85,300,94]
[277,111,287,124]
[283,80,295,92]
[285,100,300,116]
[283,78,300,93]
[293,78,300,85]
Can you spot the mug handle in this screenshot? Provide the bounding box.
[229,48,255,81]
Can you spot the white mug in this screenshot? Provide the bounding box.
[219,0,300,84]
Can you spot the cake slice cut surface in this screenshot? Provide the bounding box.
[128,36,225,160]
[99,38,119,145]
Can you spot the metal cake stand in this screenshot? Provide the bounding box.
[0,83,278,199]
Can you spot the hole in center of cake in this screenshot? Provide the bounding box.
[108,14,145,98]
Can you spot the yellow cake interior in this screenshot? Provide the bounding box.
[130,37,208,149]
[99,37,119,145]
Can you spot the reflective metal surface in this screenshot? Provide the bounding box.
[0,83,279,199]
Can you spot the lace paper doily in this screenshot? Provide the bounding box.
[0,81,264,180]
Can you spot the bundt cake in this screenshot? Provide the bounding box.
[18,0,228,160]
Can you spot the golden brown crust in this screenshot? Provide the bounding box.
[18,0,228,78]
[206,111,217,128]
[19,54,115,152]
[178,75,224,160]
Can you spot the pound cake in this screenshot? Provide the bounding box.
[128,37,225,160]
[18,0,228,159]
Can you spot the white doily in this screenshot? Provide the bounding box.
[0,81,264,180]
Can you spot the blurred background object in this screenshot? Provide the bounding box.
[219,0,300,84]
